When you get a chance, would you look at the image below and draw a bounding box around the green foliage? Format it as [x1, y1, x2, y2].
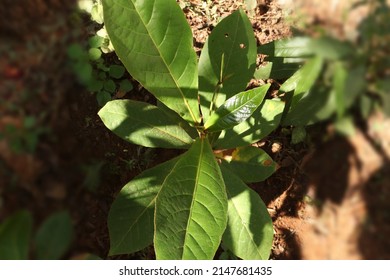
[0, 210, 32, 260]
[257, 0, 390, 136]
[100, 0, 282, 260]
[68, 38, 133, 107]
[34, 211, 74, 260]
[0, 210, 73, 260]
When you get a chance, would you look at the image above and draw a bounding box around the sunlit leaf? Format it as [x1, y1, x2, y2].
[198, 8, 257, 120]
[103, 0, 200, 124]
[221, 165, 273, 260]
[215, 99, 285, 149]
[224, 146, 277, 183]
[204, 85, 270, 132]
[154, 138, 228, 259]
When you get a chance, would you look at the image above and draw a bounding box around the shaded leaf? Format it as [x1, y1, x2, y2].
[35, 211, 73, 260]
[108, 157, 180, 255]
[103, 0, 200, 125]
[224, 146, 277, 183]
[0, 210, 33, 260]
[215, 99, 285, 149]
[221, 165, 273, 260]
[98, 100, 193, 149]
[198, 8, 257, 120]
[154, 138, 228, 259]
[109, 65, 126, 79]
[204, 85, 270, 132]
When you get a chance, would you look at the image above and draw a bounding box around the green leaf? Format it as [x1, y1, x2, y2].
[96, 91, 111, 107]
[204, 85, 270, 132]
[103, 79, 116, 93]
[280, 56, 323, 97]
[109, 65, 126, 79]
[198, 8, 257, 120]
[0, 210, 33, 260]
[34, 211, 73, 260]
[291, 126, 307, 144]
[88, 48, 102, 61]
[221, 165, 273, 260]
[215, 99, 285, 149]
[154, 138, 228, 259]
[108, 156, 180, 255]
[103, 0, 200, 125]
[254, 58, 300, 80]
[333, 62, 348, 118]
[258, 36, 353, 60]
[224, 146, 277, 183]
[156, 100, 199, 139]
[98, 100, 194, 149]
[282, 87, 335, 126]
[119, 79, 133, 92]
[89, 35, 104, 48]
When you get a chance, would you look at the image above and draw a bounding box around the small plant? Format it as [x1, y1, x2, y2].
[99, 0, 285, 260]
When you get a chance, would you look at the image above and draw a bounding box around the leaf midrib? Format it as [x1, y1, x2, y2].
[226, 186, 266, 259]
[118, 0, 198, 123]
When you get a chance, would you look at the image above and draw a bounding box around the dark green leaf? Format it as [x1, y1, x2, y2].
[109, 65, 126, 79]
[35, 211, 73, 260]
[204, 85, 270, 132]
[119, 80, 133, 92]
[221, 165, 273, 260]
[224, 146, 277, 183]
[108, 157, 180, 255]
[96, 91, 111, 107]
[0, 210, 33, 260]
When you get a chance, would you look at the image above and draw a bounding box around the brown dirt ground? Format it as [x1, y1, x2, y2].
[0, 0, 389, 260]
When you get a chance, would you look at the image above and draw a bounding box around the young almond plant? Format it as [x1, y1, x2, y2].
[98, 0, 284, 260]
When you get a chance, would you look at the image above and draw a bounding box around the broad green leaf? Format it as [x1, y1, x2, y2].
[215, 99, 285, 149]
[103, 0, 200, 125]
[258, 37, 312, 58]
[98, 100, 194, 149]
[154, 138, 228, 260]
[108, 156, 180, 255]
[198, 8, 257, 120]
[221, 165, 273, 260]
[35, 211, 73, 260]
[280, 56, 323, 99]
[0, 210, 32, 260]
[282, 86, 335, 126]
[258, 36, 353, 60]
[156, 100, 199, 139]
[224, 146, 277, 183]
[204, 84, 270, 132]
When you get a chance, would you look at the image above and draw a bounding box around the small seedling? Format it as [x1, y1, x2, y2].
[99, 0, 285, 260]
